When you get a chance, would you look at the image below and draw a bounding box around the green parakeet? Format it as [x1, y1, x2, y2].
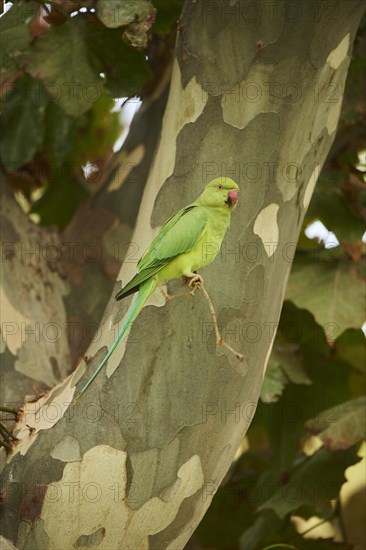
[78, 177, 239, 396]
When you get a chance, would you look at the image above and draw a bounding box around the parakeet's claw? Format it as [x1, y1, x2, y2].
[159, 284, 173, 302]
[185, 272, 204, 294]
[188, 275, 203, 287]
[159, 284, 190, 301]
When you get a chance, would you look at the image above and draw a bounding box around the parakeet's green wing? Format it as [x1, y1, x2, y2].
[116, 205, 208, 300]
[139, 206, 208, 267]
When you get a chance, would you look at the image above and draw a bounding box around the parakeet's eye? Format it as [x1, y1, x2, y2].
[218, 185, 223, 189]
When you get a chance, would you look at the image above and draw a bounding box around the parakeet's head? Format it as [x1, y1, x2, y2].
[198, 177, 240, 209]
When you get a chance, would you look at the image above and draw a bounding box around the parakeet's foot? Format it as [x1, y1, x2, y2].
[184, 272, 204, 295]
[159, 284, 190, 301]
[187, 273, 204, 287]
[159, 284, 173, 302]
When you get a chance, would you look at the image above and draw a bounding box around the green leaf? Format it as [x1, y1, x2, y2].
[0, 75, 48, 171]
[195, 451, 268, 549]
[261, 363, 288, 403]
[260, 446, 361, 519]
[279, 301, 329, 356]
[239, 510, 283, 550]
[286, 257, 365, 338]
[45, 102, 76, 166]
[262, 332, 311, 403]
[307, 183, 365, 244]
[253, 366, 351, 473]
[153, 0, 181, 34]
[238, 510, 351, 550]
[30, 168, 88, 228]
[340, 22, 366, 125]
[335, 328, 366, 373]
[73, 93, 121, 163]
[26, 18, 103, 116]
[97, 0, 153, 28]
[306, 397, 366, 450]
[86, 26, 152, 98]
[284, 539, 352, 550]
[0, 1, 36, 79]
[251, 303, 353, 471]
[198, 303, 358, 549]
[240, 511, 353, 550]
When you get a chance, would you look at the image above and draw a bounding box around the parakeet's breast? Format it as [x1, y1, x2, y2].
[156, 206, 231, 283]
[198, 209, 232, 267]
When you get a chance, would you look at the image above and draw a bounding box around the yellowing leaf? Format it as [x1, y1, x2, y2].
[286, 258, 365, 337]
[26, 19, 103, 116]
[306, 397, 366, 450]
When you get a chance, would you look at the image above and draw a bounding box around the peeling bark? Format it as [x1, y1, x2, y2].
[0, 66, 170, 408]
[58, 64, 172, 365]
[1, 179, 69, 402]
[1, 1, 365, 549]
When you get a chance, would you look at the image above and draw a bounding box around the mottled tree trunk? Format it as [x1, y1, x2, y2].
[0, 66, 170, 408]
[0, 1, 364, 549]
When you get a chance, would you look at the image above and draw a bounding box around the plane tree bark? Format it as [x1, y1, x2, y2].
[0, 1, 364, 549]
[0, 60, 170, 409]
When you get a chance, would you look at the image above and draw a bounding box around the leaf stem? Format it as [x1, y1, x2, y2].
[335, 498, 348, 543]
[261, 544, 297, 550]
[299, 517, 330, 536]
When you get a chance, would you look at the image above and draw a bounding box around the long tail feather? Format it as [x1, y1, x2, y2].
[78, 278, 157, 397]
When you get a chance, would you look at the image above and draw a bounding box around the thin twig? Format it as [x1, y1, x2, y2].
[299, 517, 330, 537]
[198, 283, 245, 362]
[335, 498, 348, 543]
[176, 276, 245, 361]
[299, 507, 336, 537]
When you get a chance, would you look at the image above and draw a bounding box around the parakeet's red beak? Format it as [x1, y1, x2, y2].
[226, 188, 239, 206]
